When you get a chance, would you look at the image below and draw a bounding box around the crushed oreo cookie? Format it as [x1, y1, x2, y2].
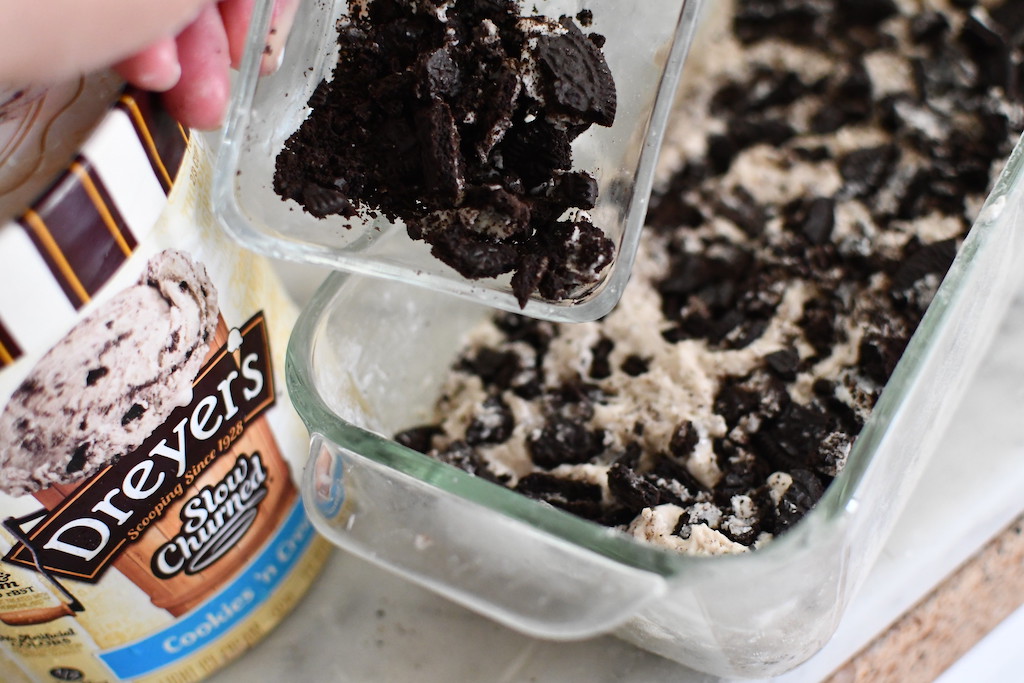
[393, 0, 1024, 555]
[274, 0, 618, 306]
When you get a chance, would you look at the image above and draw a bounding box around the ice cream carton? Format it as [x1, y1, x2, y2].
[0, 78, 330, 683]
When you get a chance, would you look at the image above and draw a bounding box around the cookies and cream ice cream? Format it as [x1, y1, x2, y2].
[397, 0, 1024, 555]
[0, 249, 218, 496]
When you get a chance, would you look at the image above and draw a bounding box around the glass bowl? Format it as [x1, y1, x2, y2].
[286, 126, 1024, 677]
[212, 0, 704, 323]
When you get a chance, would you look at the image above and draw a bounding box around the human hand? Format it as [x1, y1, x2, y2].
[115, 0, 300, 130]
[0, 0, 299, 131]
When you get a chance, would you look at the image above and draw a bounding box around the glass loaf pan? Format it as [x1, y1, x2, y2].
[287, 126, 1024, 677]
[212, 0, 703, 323]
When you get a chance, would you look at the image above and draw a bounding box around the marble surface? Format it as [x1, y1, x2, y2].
[208, 267, 1024, 683]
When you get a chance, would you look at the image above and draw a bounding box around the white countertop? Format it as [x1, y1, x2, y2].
[209, 263, 1024, 682]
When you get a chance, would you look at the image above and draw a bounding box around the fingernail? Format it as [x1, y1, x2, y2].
[260, 28, 286, 75]
[143, 59, 182, 92]
[259, 0, 300, 76]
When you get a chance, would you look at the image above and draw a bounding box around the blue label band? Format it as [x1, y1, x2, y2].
[99, 501, 316, 679]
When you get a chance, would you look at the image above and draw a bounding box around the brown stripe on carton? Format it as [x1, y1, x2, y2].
[17, 207, 92, 308]
[0, 317, 21, 367]
[69, 160, 138, 256]
[117, 90, 190, 193]
[16, 156, 136, 310]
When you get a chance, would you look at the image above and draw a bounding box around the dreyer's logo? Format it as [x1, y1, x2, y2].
[4, 313, 276, 583]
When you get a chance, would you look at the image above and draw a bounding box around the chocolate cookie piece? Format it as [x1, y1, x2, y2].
[650, 452, 710, 502]
[428, 227, 519, 279]
[734, 0, 823, 46]
[510, 253, 550, 309]
[465, 395, 515, 445]
[415, 46, 461, 101]
[527, 416, 605, 469]
[811, 60, 874, 134]
[588, 336, 615, 380]
[752, 402, 833, 473]
[498, 118, 574, 188]
[666, 421, 699, 459]
[711, 65, 813, 115]
[515, 471, 605, 520]
[533, 17, 617, 127]
[458, 346, 522, 390]
[785, 196, 835, 246]
[532, 219, 616, 302]
[910, 11, 950, 46]
[274, 1, 619, 306]
[621, 354, 650, 377]
[608, 459, 662, 512]
[835, 0, 898, 27]
[716, 186, 769, 238]
[470, 59, 521, 160]
[395, 425, 444, 454]
[415, 100, 466, 203]
[763, 469, 827, 534]
[859, 333, 907, 386]
[434, 440, 507, 485]
[713, 443, 772, 506]
[552, 171, 600, 211]
[838, 144, 900, 199]
[765, 348, 801, 381]
[960, 11, 1013, 92]
[891, 238, 959, 292]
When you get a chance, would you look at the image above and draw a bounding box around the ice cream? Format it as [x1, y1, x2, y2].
[273, 0, 618, 305]
[0, 249, 219, 496]
[396, 0, 1024, 555]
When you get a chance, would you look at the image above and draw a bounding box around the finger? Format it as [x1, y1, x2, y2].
[217, 0, 256, 69]
[262, 0, 302, 75]
[0, 0, 213, 84]
[162, 4, 232, 130]
[113, 37, 181, 93]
